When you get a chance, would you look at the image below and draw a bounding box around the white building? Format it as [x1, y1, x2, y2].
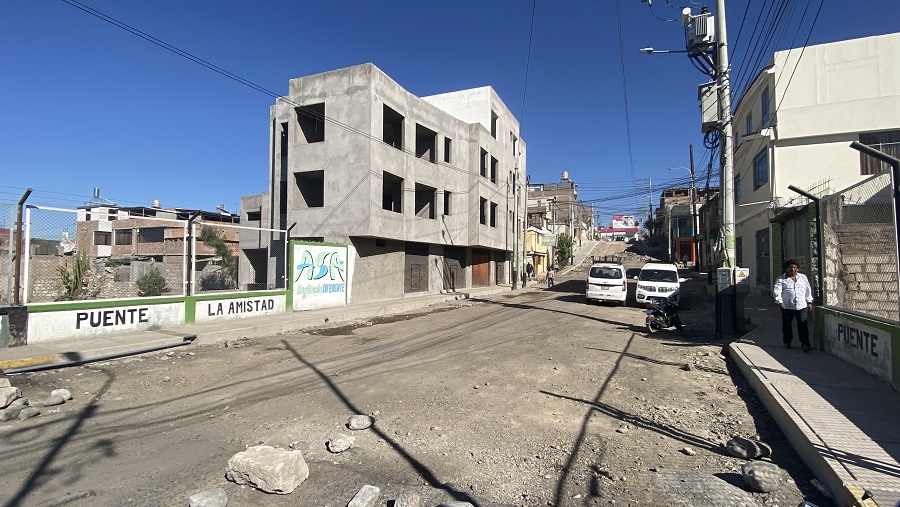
[732, 32, 900, 292]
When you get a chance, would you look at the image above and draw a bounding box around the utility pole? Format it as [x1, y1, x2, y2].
[648, 177, 653, 238]
[689, 144, 699, 271]
[716, 0, 735, 268]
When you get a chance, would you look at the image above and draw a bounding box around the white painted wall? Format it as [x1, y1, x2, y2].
[27, 302, 185, 343]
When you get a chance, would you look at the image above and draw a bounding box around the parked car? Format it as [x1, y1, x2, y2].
[634, 262, 686, 307]
[585, 262, 627, 306]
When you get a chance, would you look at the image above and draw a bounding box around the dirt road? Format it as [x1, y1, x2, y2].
[0, 243, 832, 507]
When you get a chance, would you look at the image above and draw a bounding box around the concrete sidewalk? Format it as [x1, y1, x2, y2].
[731, 292, 900, 507]
[0, 285, 519, 374]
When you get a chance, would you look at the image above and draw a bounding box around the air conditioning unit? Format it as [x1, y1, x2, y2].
[698, 82, 719, 133]
[685, 12, 715, 51]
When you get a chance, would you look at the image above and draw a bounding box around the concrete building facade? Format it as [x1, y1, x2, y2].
[241, 63, 526, 303]
[732, 32, 900, 293]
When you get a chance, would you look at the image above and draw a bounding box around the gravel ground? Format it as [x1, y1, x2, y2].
[0, 243, 835, 507]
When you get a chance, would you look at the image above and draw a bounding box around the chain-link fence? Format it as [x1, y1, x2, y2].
[18, 206, 288, 303]
[1, 203, 15, 305]
[192, 221, 287, 294]
[23, 206, 189, 303]
[821, 172, 899, 322]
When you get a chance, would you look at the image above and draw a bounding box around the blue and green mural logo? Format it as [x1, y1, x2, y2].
[294, 247, 346, 299]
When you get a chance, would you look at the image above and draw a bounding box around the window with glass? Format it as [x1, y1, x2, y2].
[859, 130, 900, 175]
[760, 88, 770, 126]
[115, 229, 133, 246]
[94, 231, 111, 246]
[754, 149, 769, 189]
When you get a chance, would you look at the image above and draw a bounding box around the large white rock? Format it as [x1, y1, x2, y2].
[224, 445, 309, 494]
[0, 386, 21, 409]
[188, 487, 227, 507]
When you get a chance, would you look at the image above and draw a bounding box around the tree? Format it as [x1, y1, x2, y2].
[556, 233, 573, 268]
[136, 267, 168, 297]
[198, 226, 238, 288]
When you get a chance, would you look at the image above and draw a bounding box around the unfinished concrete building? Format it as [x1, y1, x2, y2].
[241, 63, 526, 303]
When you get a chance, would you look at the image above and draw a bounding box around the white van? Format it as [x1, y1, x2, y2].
[585, 262, 627, 306]
[634, 262, 686, 306]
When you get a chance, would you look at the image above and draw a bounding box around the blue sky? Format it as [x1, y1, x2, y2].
[2, 0, 898, 226]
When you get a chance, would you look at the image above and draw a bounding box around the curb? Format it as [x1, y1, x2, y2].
[0, 354, 65, 371]
[730, 316, 881, 507]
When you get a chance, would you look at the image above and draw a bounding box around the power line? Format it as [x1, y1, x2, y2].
[520, 0, 536, 130]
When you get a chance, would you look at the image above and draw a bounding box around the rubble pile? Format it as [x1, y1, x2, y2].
[0, 377, 73, 422]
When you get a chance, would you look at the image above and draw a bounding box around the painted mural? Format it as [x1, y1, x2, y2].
[291, 242, 352, 310]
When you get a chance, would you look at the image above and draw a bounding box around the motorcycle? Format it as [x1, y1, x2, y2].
[645, 292, 683, 333]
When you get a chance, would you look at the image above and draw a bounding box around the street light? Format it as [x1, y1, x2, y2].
[639, 47, 690, 55]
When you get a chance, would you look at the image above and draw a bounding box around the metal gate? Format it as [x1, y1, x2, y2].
[443, 246, 466, 291]
[755, 228, 770, 287]
[404, 243, 429, 293]
[472, 251, 489, 287]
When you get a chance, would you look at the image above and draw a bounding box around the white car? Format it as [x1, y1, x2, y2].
[634, 262, 686, 307]
[585, 262, 627, 306]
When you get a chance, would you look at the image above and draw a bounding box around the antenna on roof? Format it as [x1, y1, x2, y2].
[85, 187, 117, 207]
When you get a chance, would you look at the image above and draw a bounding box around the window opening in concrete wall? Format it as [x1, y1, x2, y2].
[115, 229, 132, 246]
[280, 122, 289, 171]
[382, 171, 403, 213]
[480, 149, 488, 177]
[279, 121, 289, 224]
[480, 197, 487, 225]
[94, 231, 111, 246]
[246, 210, 261, 222]
[490, 156, 498, 183]
[444, 137, 452, 163]
[734, 173, 742, 204]
[415, 123, 437, 163]
[296, 103, 325, 144]
[859, 130, 900, 175]
[138, 227, 165, 243]
[491, 110, 498, 139]
[753, 149, 768, 189]
[443, 191, 451, 216]
[490, 202, 497, 227]
[511, 133, 518, 157]
[760, 88, 770, 126]
[745, 113, 752, 136]
[294, 170, 325, 208]
[383, 105, 404, 150]
[415, 183, 436, 219]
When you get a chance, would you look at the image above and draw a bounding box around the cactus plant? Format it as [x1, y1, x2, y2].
[58, 252, 90, 300]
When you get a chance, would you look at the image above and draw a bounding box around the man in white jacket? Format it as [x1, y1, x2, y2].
[773, 258, 814, 352]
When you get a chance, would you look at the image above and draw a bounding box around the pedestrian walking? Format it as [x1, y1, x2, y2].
[526, 262, 534, 281]
[682, 253, 690, 268]
[773, 258, 814, 352]
[547, 267, 555, 288]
